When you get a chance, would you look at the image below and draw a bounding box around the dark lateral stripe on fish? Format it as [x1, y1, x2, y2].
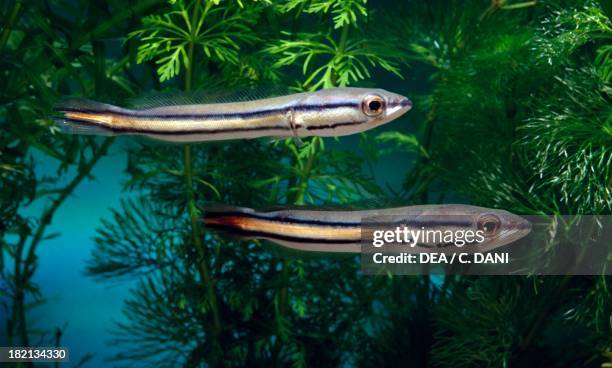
[382, 219, 474, 228]
[55, 102, 360, 121]
[204, 210, 474, 228]
[205, 224, 359, 244]
[61, 115, 368, 135]
[204, 210, 361, 227]
[61, 117, 293, 135]
[305, 120, 367, 130]
[204, 214, 361, 243]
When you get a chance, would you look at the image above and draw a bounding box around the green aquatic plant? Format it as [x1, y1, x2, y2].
[402, 0, 611, 215]
[372, 2, 612, 367]
[84, 0, 394, 366]
[0, 0, 153, 351]
[518, 67, 611, 214]
[130, 0, 262, 84]
[266, 0, 403, 89]
[280, 0, 367, 30]
[265, 30, 402, 89]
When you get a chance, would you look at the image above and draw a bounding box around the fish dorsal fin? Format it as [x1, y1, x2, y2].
[127, 85, 290, 109]
[53, 97, 119, 113]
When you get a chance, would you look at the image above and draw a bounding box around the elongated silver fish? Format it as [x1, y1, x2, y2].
[203, 204, 531, 253]
[53, 88, 412, 142]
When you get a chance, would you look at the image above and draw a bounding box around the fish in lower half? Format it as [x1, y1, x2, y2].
[53, 88, 412, 143]
[203, 204, 531, 253]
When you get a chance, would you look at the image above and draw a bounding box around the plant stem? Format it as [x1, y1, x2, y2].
[274, 22, 348, 359]
[331, 25, 350, 86]
[23, 138, 113, 279]
[11, 138, 112, 347]
[294, 139, 320, 205]
[182, 0, 222, 353]
[183, 145, 221, 335]
[185, 40, 195, 93]
[185, 0, 211, 92]
[339, 24, 350, 52]
[273, 139, 323, 365]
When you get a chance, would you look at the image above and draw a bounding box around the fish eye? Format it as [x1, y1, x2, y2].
[477, 214, 501, 236]
[362, 95, 385, 117]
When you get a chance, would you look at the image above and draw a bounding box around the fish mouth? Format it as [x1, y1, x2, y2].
[511, 215, 532, 235]
[517, 219, 532, 232]
[501, 217, 532, 245]
[400, 97, 412, 109]
[385, 96, 412, 120]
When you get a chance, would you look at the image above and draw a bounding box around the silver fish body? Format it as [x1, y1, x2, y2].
[54, 87, 412, 142]
[203, 204, 531, 253]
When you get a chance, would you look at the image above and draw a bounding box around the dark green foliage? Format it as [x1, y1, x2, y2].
[0, 0, 155, 348]
[406, 0, 611, 215]
[430, 276, 612, 367]
[519, 67, 611, 214]
[1, 0, 611, 367]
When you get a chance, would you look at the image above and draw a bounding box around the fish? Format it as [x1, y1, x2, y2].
[53, 87, 412, 143]
[203, 204, 532, 253]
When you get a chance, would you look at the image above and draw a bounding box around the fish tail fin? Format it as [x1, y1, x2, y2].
[203, 204, 257, 238]
[52, 98, 128, 136]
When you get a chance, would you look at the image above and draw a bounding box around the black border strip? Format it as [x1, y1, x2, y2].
[203, 211, 474, 228]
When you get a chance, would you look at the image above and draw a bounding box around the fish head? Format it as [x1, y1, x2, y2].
[415, 205, 531, 251]
[300, 87, 412, 136]
[461, 206, 532, 250]
[356, 88, 412, 125]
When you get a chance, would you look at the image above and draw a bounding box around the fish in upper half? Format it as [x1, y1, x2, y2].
[53, 87, 412, 143]
[203, 204, 532, 253]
